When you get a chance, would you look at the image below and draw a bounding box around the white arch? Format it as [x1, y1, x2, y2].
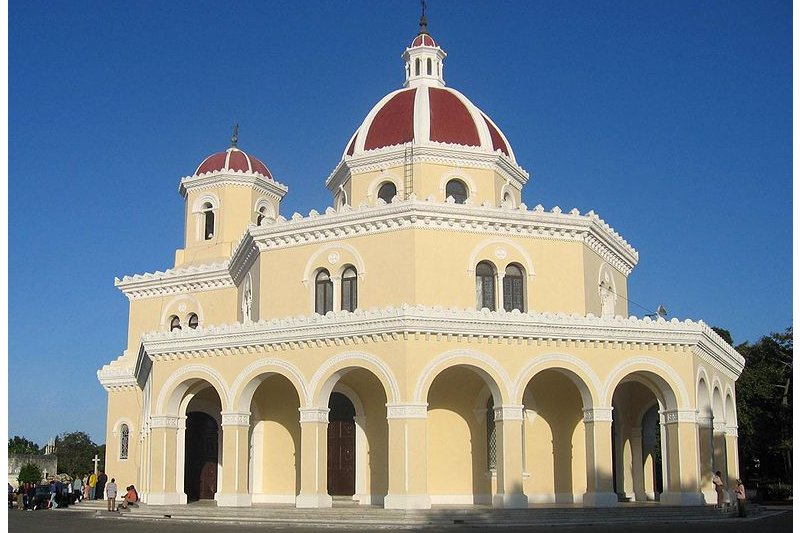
[156, 364, 231, 415]
[368, 173, 404, 204]
[466, 237, 536, 278]
[601, 356, 690, 409]
[696, 367, 713, 418]
[724, 387, 737, 427]
[192, 192, 221, 213]
[253, 197, 276, 224]
[308, 351, 401, 407]
[413, 349, 513, 404]
[499, 182, 518, 208]
[513, 353, 602, 407]
[301, 242, 367, 287]
[229, 357, 309, 409]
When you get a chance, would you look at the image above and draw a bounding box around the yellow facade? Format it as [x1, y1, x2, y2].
[99, 25, 744, 510]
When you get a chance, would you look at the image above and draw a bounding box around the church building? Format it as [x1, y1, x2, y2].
[98, 16, 744, 509]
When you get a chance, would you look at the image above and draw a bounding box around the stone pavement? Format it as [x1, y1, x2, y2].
[58, 497, 786, 529]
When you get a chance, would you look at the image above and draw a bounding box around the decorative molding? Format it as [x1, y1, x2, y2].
[661, 409, 698, 425]
[115, 262, 233, 300]
[149, 415, 180, 429]
[725, 426, 739, 437]
[696, 416, 713, 428]
[221, 411, 251, 427]
[386, 403, 428, 419]
[179, 171, 288, 201]
[583, 407, 613, 423]
[494, 405, 524, 421]
[713, 421, 727, 432]
[97, 353, 138, 391]
[298, 408, 329, 424]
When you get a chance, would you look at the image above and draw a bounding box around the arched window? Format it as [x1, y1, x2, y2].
[315, 269, 333, 315]
[377, 182, 397, 204]
[486, 397, 496, 470]
[503, 191, 513, 207]
[256, 206, 267, 225]
[119, 424, 129, 460]
[503, 264, 525, 312]
[202, 202, 215, 240]
[475, 261, 496, 310]
[415, 58, 420, 76]
[187, 313, 199, 329]
[341, 266, 358, 312]
[427, 58, 432, 75]
[169, 316, 181, 331]
[446, 179, 468, 204]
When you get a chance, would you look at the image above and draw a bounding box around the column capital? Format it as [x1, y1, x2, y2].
[493, 405, 525, 421]
[661, 409, 697, 425]
[386, 403, 428, 419]
[725, 425, 739, 437]
[150, 415, 180, 429]
[583, 407, 613, 423]
[713, 420, 727, 432]
[221, 411, 251, 427]
[299, 407, 330, 424]
[696, 415, 713, 428]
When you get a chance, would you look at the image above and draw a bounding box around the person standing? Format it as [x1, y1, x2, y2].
[106, 478, 118, 512]
[95, 471, 107, 500]
[735, 479, 747, 517]
[88, 472, 97, 500]
[712, 471, 724, 508]
[72, 476, 82, 503]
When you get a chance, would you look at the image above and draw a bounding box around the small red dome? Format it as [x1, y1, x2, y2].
[410, 33, 438, 48]
[194, 147, 273, 179]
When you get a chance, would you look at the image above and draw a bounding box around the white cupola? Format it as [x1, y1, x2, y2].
[402, 15, 446, 88]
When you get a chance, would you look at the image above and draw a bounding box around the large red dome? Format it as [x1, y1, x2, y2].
[343, 85, 514, 162]
[194, 147, 273, 179]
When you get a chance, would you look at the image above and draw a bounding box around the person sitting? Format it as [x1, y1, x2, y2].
[118, 485, 139, 510]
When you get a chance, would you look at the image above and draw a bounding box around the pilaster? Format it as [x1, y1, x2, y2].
[660, 410, 704, 506]
[217, 411, 252, 507]
[296, 408, 333, 508]
[582, 407, 617, 506]
[147, 415, 183, 505]
[492, 405, 528, 508]
[384, 403, 431, 509]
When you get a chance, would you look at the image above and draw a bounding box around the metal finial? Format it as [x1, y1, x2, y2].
[231, 123, 239, 147]
[419, 0, 428, 34]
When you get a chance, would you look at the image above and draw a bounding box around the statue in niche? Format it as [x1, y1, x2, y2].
[599, 271, 616, 318]
[241, 275, 253, 323]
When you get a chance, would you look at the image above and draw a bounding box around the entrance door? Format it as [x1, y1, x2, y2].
[185, 412, 218, 501]
[327, 392, 356, 496]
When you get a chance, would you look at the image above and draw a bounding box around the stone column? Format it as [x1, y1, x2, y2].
[724, 425, 740, 483]
[147, 415, 183, 505]
[384, 403, 431, 509]
[660, 410, 704, 506]
[582, 407, 617, 506]
[630, 426, 646, 501]
[493, 405, 528, 508]
[497, 273, 506, 311]
[296, 408, 332, 508]
[217, 411, 252, 507]
[697, 416, 715, 504]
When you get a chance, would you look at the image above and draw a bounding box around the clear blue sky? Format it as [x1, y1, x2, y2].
[8, 1, 791, 447]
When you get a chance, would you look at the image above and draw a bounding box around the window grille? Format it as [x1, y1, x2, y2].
[315, 270, 333, 314]
[341, 267, 358, 312]
[503, 264, 524, 312]
[476, 261, 496, 310]
[120, 424, 129, 460]
[486, 398, 497, 470]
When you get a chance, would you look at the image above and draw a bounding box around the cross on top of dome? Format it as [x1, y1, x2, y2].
[403, 3, 446, 88]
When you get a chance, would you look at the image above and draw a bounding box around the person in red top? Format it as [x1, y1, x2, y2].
[118, 485, 139, 510]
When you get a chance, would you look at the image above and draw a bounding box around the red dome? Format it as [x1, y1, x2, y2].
[344, 86, 513, 161]
[194, 147, 273, 179]
[410, 33, 438, 48]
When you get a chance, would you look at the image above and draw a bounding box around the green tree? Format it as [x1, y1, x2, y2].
[8, 436, 40, 455]
[54, 431, 99, 477]
[17, 463, 43, 484]
[736, 327, 792, 485]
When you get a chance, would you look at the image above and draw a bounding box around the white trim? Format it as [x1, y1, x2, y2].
[308, 351, 401, 406]
[601, 356, 690, 409]
[413, 349, 513, 404]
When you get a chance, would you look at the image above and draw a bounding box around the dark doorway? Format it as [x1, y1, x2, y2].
[184, 411, 218, 501]
[327, 392, 356, 496]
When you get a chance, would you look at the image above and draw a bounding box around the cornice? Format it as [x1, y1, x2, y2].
[179, 171, 288, 200]
[115, 262, 234, 300]
[243, 197, 638, 275]
[326, 144, 529, 193]
[137, 304, 743, 377]
[97, 352, 137, 391]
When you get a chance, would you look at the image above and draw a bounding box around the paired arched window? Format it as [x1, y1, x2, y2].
[475, 261, 496, 310]
[169, 315, 182, 331]
[187, 313, 199, 329]
[377, 182, 397, 204]
[315, 269, 334, 315]
[341, 267, 358, 312]
[446, 179, 468, 204]
[119, 424, 129, 460]
[503, 264, 525, 312]
[201, 202, 215, 240]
